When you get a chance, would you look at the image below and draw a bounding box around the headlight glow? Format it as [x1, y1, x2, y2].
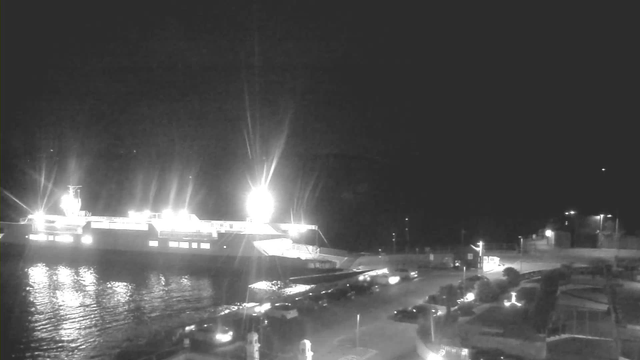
[388, 276, 401, 285]
[81, 235, 93, 244]
[464, 292, 475, 302]
[215, 331, 233, 343]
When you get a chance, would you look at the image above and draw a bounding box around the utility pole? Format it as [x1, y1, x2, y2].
[614, 211, 619, 270]
[392, 232, 397, 255]
[519, 236, 524, 272]
[405, 217, 410, 253]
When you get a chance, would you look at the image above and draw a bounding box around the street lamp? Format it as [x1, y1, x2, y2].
[404, 217, 410, 252]
[518, 236, 524, 272]
[392, 232, 397, 254]
[471, 241, 483, 273]
[565, 211, 577, 248]
[597, 214, 612, 233]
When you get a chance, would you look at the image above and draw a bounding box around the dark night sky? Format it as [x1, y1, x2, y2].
[2, 2, 638, 249]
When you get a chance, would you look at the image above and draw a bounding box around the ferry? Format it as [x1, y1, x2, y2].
[0, 186, 346, 271]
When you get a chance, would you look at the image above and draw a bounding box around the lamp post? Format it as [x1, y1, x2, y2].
[519, 236, 524, 272]
[565, 210, 577, 248]
[392, 232, 397, 254]
[405, 217, 410, 252]
[471, 241, 483, 273]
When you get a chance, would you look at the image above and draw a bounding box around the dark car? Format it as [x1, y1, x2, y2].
[292, 293, 329, 313]
[392, 304, 435, 323]
[223, 313, 269, 340]
[347, 282, 380, 295]
[457, 275, 489, 293]
[322, 287, 356, 301]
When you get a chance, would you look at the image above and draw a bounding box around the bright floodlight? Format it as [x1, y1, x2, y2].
[33, 211, 45, 223]
[545, 229, 553, 237]
[246, 186, 274, 223]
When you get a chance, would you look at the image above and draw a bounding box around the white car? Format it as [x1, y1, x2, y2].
[392, 268, 418, 280]
[264, 303, 299, 320]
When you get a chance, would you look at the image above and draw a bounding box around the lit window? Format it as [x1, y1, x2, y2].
[149, 241, 159, 247]
[180, 242, 189, 248]
[169, 241, 179, 248]
[201, 243, 210, 249]
[29, 233, 47, 241]
[191, 242, 198, 248]
[55, 235, 74, 243]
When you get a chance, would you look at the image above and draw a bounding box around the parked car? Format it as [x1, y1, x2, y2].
[347, 282, 380, 295]
[265, 303, 299, 320]
[322, 287, 356, 301]
[458, 275, 489, 293]
[392, 304, 435, 323]
[223, 312, 269, 340]
[292, 293, 328, 312]
[392, 268, 418, 280]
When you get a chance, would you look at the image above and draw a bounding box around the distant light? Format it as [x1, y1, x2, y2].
[602, 168, 606, 172]
[405, 217, 409, 221]
[504, 292, 521, 307]
[607, 214, 613, 218]
[388, 276, 401, 285]
[246, 186, 274, 223]
[545, 230, 553, 237]
[81, 235, 93, 244]
[464, 292, 475, 302]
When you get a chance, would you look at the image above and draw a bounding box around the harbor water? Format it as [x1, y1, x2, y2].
[0, 244, 306, 359]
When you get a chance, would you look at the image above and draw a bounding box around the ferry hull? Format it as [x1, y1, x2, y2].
[0, 222, 338, 274]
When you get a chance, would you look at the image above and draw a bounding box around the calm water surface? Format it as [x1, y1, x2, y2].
[0, 248, 288, 359]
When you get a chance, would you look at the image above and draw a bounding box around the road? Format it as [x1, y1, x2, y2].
[291, 269, 469, 360]
[279, 261, 559, 360]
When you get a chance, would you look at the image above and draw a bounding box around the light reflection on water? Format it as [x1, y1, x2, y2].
[9, 260, 244, 359]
